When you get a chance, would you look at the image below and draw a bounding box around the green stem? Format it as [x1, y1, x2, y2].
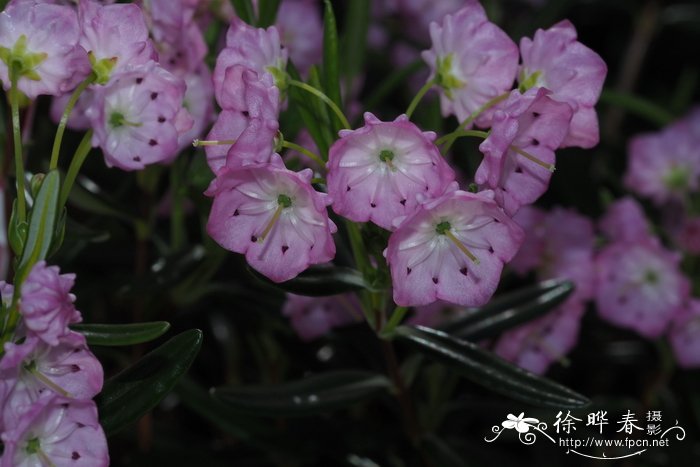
[599, 89, 674, 127]
[345, 220, 371, 277]
[9, 69, 26, 223]
[49, 74, 95, 170]
[363, 60, 424, 115]
[281, 140, 326, 168]
[381, 306, 408, 338]
[406, 79, 435, 119]
[58, 130, 93, 209]
[288, 79, 351, 130]
[438, 92, 509, 154]
[436, 129, 489, 148]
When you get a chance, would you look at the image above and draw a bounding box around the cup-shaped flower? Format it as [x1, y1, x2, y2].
[78, 0, 156, 84]
[327, 113, 455, 231]
[599, 197, 651, 244]
[0, 395, 108, 467]
[518, 20, 607, 149]
[385, 188, 524, 307]
[624, 120, 700, 205]
[88, 61, 193, 171]
[476, 88, 572, 215]
[177, 65, 214, 150]
[206, 155, 337, 283]
[213, 18, 288, 107]
[595, 239, 690, 338]
[282, 292, 362, 341]
[669, 300, 700, 369]
[0, 0, 89, 98]
[495, 300, 585, 374]
[20, 262, 80, 347]
[1, 332, 103, 402]
[421, 2, 518, 126]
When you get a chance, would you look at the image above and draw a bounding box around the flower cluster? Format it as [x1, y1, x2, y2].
[0, 262, 108, 466]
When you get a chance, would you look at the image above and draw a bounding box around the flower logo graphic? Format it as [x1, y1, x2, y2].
[502, 413, 540, 433]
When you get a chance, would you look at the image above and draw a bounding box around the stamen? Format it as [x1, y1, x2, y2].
[257, 195, 292, 243]
[510, 146, 555, 172]
[444, 230, 480, 265]
[192, 138, 236, 147]
[25, 364, 72, 398]
[379, 149, 396, 170]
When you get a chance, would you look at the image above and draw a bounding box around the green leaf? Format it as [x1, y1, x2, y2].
[395, 325, 590, 408]
[322, 0, 343, 132]
[287, 62, 330, 158]
[341, 0, 370, 93]
[71, 322, 171, 346]
[67, 175, 134, 222]
[248, 264, 371, 296]
[98, 329, 203, 435]
[257, 0, 281, 27]
[213, 370, 392, 417]
[8, 199, 27, 257]
[15, 170, 60, 283]
[230, 0, 256, 25]
[443, 279, 574, 340]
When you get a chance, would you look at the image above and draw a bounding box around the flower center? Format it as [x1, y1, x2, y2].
[436, 54, 464, 98]
[643, 269, 659, 285]
[435, 220, 480, 264]
[258, 194, 293, 242]
[435, 221, 451, 235]
[663, 166, 690, 192]
[26, 438, 41, 455]
[109, 112, 141, 129]
[379, 149, 397, 170]
[518, 70, 543, 93]
[277, 194, 293, 208]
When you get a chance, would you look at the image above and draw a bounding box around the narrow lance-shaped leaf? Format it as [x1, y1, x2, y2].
[287, 62, 330, 159]
[71, 321, 171, 346]
[322, 0, 343, 132]
[230, 0, 256, 25]
[395, 325, 590, 408]
[213, 370, 393, 417]
[257, 0, 281, 27]
[444, 280, 574, 340]
[98, 329, 203, 435]
[248, 264, 372, 296]
[341, 0, 370, 94]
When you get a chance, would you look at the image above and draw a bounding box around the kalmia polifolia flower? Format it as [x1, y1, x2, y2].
[475, 88, 573, 215]
[177, 65, 214, 149]
[421, 2, 518, 125]
[206, 155, 337, 282]
[327, 113, 455, 231]
[0, 332, 103, 401]
[213, 18, 288, 106]
[624, 119, 700, 205]
[19, 261, 80, 347]
[518, 20, 607, 148]
[88, 61, 193, 170]
[275, 0, 322, 74]
[0, 0, 89, 98]
[396, 0, 465, 43]
[595, 239, 690, 338]
[385, 187, 524, 307]
[282, 293, 361, 341]
[599, 196, 651, 243]
[78, 0, 156, 84]
[495, 301, 585, 374]
[669, 300, 700, 368]
[205, 66, 280, 172]
[0, 395, 108, 467]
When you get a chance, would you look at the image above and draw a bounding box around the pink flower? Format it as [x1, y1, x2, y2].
[595, 239, 690, 338]
[1, 332, 103, 402]
[88, 61, 193, 171]
[213, 18, 288, 107]
[282, 293, 361, 341]
[275, 0, 322, 74]
[0, 0, 90, 98]
[494, 300, 585, 374]
[78, 0, 156, 84]
[50, 88, 95, 131]
[396, 0, 465, 44]
[177, 65, 214, 150]
[139, 0, 199, 45]
[206, 155, 337, 282]
[421, 2, 518, 125]
[20, 262, 80, 346]
[518, 20, 607, 149]
[206, 66, 280, 173]
[327, 113, 455, 231]
[475, 88, 572, 215]
[624, 119, 700, 205]
[599, 197, 651, 243]
[0, 395, 108, 467]
[669, 300, 700, 369]
[385, 188, 524, 307]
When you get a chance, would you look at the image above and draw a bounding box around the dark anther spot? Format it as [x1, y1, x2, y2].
[76, 422, 85, 428]
[242, 110, 250, 117]
[432, 277, 439, 284]
[425, 185, 429, 191]
[70, 364, 80, 373]
[133, 156, 141, 162]
[251, 235, 257, 242]
[400, 199, 406, 206]
[158, 116, 166, 123]
[135, 77, 143, 84]
[460, 267, 468, 276]
[149, 139, 157, 146]
[406, 267, 412, 275]
[61, 403, 70, 409]
[531, 138, 540, 146]
[515, 166, 523, 174]
[370, 203, 376, 208]
[150, 92, 158, 100]
[532, 112, 541, 118]
[493, 218, 500, 223]
[310, 244, 314, 250]
[346, 186, 351, 192]
[488, 246, 494, 253]
[233, 209, 239, 216]
[72, 452, 81, 460]
[169, 58, 176, 65]
[281, 245, 289, 254]
[176, 51, 183, 58]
